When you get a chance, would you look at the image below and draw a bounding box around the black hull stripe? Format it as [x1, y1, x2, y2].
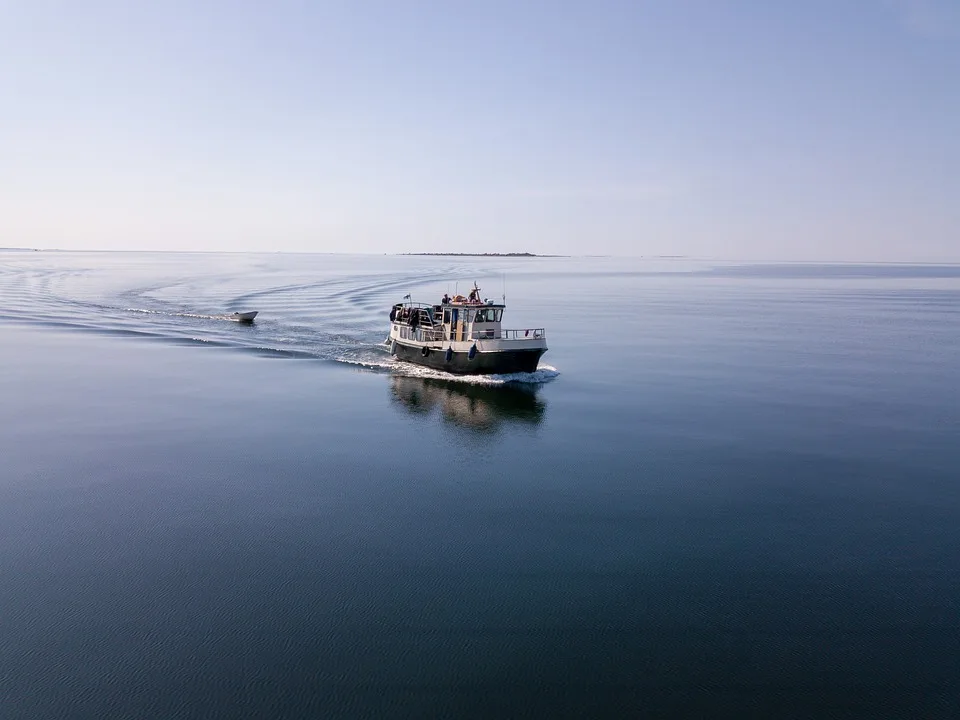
[393, 341, 545, 375]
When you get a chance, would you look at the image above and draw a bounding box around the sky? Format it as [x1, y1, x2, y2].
[1, 0, 958, 259]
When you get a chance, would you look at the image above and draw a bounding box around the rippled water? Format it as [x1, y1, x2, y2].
[0, 250, 563, 380]
[2, 251, 960, 718]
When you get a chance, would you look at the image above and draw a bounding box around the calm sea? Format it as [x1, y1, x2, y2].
[1, 251, 959, 718]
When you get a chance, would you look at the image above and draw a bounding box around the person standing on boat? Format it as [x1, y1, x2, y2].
[442, 293, 450, 304]
[468, 287, 480, 303]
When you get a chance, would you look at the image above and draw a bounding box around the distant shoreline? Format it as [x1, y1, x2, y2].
[399, 252, 567, 258]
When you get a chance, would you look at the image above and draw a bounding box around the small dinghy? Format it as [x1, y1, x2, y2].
[230, 311, 258, 323]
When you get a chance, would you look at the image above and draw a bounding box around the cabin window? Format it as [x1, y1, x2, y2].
[474, 308, 501, 323]
[443, 310, 451, 324]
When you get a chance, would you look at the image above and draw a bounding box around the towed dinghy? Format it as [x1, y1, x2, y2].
[230, 311, 258, 323]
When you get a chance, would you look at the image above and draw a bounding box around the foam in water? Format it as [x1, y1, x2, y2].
[126, 307, 251, 322]
[393, 361, 560, 386]
[340, 354, 560, 386]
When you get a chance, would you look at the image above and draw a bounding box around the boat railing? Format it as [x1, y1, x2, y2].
[399, 326, 445, 342]
[470, 328, 545, 340]
[395, 301, 435, 310]
[397, 326, 545, 342]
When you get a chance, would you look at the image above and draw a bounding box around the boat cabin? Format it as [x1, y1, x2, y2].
[389, 283, 545, 347]
[390, 299, 508, 343]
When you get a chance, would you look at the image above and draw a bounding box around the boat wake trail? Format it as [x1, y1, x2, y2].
[125, 308, 255, 322]
[0, 252, 560, 381]
[341, 355, 560, 386]
[393, 362, 560, 385]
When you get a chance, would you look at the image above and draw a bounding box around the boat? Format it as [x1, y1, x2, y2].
[230, 311, 258, 322]
[387, 283, 547, 375]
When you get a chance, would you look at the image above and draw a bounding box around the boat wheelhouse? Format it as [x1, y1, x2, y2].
[387, 285, 547, 375]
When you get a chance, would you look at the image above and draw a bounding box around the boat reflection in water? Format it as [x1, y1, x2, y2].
[389, 375, 546, 434]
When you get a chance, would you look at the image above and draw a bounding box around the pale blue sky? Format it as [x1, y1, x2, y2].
[1, 0, 957, 259]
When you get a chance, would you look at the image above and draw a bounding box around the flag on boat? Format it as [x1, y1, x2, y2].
[403, 294, 411, 299]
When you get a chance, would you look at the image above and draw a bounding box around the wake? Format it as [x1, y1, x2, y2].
[339, 353, 560, 386]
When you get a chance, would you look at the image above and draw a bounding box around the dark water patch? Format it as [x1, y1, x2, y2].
[244, 345, 327, 361]
[0, 317, 171, 340]
[224, 277, 353, 304]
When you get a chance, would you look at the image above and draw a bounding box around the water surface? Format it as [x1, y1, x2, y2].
[1, 252, 959, 717]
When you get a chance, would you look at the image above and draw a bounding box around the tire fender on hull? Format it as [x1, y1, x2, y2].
[392, 340, 545, 375]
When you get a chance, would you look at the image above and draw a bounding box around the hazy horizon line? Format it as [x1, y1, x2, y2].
[2, 247, 959, 265]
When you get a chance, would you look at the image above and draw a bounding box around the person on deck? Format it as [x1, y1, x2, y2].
[442, 293, 450, 304]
